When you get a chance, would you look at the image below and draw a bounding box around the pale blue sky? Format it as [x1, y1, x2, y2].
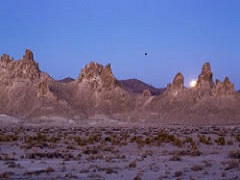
[0, 0, 239, 89]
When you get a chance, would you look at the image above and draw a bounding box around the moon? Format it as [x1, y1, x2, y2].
[190, 80, 197, 88]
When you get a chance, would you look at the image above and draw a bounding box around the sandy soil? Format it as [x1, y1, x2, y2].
[0, 118, 240, 180]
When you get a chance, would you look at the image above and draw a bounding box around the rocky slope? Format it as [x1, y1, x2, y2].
[57, 77, 75, 83]
[0, 50, 239, 125]
[119, 79, 165, 95]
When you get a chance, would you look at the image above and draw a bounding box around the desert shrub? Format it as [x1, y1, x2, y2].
[135, 136, 145, 147]
[66, 145, 75, 149]
[202, 160, 212, 167]
[0, 135, 18, 142]
[224, 160, 239, 170]
[130, 136, 136, 143]
[64, 173, 78, 178]
[145, 137, 152, 145]
[173, 138, 183, 147]
[105, 167, 117, 174]
[46, 166, 55, 174]
[169, 154, 181, 161]
[0, 172, 12, 178]
[227, 140, 233, 145]
[74, 136, 87, 146]
[175, 171, 183, 177]
[134, 175, 142, 180]
[156, 132, 168, 142]
[221, 172, 226, 177]
[183, 136, 193, 144]
[104, 136, 112, 143]
[228, 150, 240, 159]
[49, 137, 60, 143]
[167, 134, 175, 142]
[191, 142, 198, 151]
[215, 136, 225, 145]
[128, 161, 137, 168]
[191, 165, 203, 171]
[198, 135, 211, 145]
[235, 135, 240, 142]
[36, 132, 47, 142]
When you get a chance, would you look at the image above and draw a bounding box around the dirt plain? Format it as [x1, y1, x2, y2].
[0, 118, 239, 180]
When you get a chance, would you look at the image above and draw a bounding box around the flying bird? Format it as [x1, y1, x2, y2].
[145, 53, 147, 55]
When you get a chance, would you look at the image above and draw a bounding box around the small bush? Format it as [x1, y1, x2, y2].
[175, 171, 183, 177]
[215, 136, 225, 145]
[228, 150, 240, 159]
[128, 161, 137, 168]
[169, 154, 181, 161]
[227, 140, 233, 145]
[198, 135, 211, 145]
[173, 138, 183, 147]
[134, 175, 142, 180]
[224, 160, 239, 170]
[191, 165, 203, 171]
[46, 167, 55, 174]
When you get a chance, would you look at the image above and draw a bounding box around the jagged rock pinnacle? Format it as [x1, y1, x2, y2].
[196, 62, 215, 89]
[166, 72, 184, 96]
[0, 49, 40, 81]
[78, 62, 117, 90]
[23, 49, 34, 61]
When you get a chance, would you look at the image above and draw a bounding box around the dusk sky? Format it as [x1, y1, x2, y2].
[0, 0, 239, 89]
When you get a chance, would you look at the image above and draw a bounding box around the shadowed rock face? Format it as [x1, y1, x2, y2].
[0, 50, 240, 124]
[196, 62, 215, 90]
[57, 77, 75, 83]
[119, 79, 165, 96]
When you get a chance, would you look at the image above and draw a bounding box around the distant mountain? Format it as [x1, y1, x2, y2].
[119, 79, 165, 95]
[57, 77, 75, 83]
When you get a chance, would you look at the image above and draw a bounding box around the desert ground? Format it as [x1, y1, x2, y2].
[0, 117, 239, 180]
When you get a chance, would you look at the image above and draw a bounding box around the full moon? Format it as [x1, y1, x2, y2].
[190, 80, 197, 87]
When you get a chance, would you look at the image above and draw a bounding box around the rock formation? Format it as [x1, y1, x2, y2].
[37, 74, 57, 100]
[223, 77, 235, 95]
[0, 50, 240, 124]
[78, 62, 118, 90]
[196, 62, 215, 90]
[215, 77, 235, 96]
[0, 49, 40, 82]
[166, 72, 184, 96]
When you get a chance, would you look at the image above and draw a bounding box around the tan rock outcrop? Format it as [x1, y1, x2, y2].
[143, 89, 151, 97]
[0, 49, 40, 81]
[215, 77, 235, 96]
[38, 75, 57, 100]
[166, 72, 184, 96]
[78, 62, 118, 90]
[196, 62, 215, 89]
